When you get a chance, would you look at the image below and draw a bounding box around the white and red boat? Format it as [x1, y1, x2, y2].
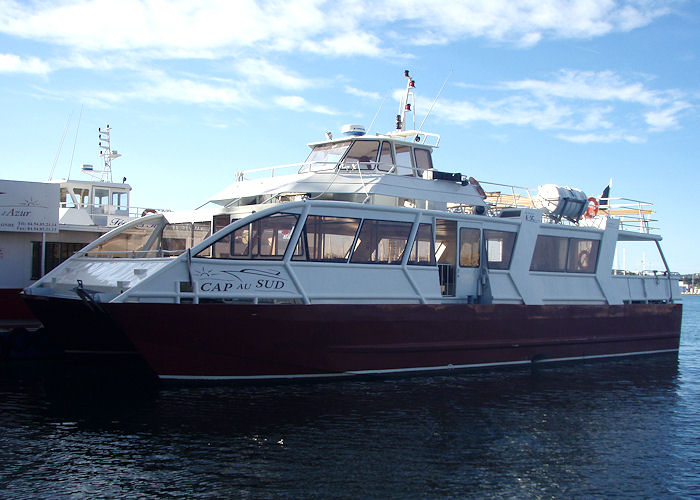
[22, 73, 682, 379]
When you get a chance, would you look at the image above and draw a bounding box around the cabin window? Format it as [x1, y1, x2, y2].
[459, 228, 480, 267]
[377, 142, 395, 172]
[202, 213, 298, 260]
[59, 188, 75, 208]
[31, 241, 86, 279]
[530, 236, 568, 272]
[530, 235, 599, 273]
[86, 219, 167, 258]
[209, 214, 233, 258]
[414, 148, 433, 177]
[162, 223, 191, 254]
[342, 140, 379, 169]
[293, 215, 361, 262]
[94, 188, 109, 207]
[305, 141, 351, 167]
[395, 144, 414, 176]
[73, 188, 89, 207]
[567, 238, 600, 273]
[484, 230, 516, 270]
[408, 223, 436, 266]
[193, 222, 212, 251]
[350, 219, 412, 264]
[111, 191, 128, 211]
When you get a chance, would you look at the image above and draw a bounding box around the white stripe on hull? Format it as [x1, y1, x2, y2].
[158, 348, 679, 381]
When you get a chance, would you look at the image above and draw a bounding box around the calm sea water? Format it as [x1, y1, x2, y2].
[1, 298, 699, 499]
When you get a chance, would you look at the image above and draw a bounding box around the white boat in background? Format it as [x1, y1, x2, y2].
[0, 126, 161, 328]
[23, 72, 682, 378]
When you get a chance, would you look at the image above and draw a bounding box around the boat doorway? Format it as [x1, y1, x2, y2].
[435, 219, 456, 296]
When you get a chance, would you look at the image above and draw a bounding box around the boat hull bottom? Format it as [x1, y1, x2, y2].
[22, 295, 137, 354]
[104, 302, 682, 381]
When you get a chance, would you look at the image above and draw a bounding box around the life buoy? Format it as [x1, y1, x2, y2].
[584, 197, 599, 219]
[469, 177, 487, 198]
[141, 209, 157, 217]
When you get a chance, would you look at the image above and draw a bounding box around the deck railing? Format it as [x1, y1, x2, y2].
[477, 181, 657, 234]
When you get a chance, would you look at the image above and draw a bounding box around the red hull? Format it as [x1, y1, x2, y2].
[22, 295, 136, 353]
[104, 302, 682, 380]
[0, 289, 41, 327]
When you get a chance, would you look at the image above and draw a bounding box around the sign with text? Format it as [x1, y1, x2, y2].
[0, 180, 59, 233]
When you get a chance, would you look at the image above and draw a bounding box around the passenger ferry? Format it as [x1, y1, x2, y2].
[23, 73, 682, 379]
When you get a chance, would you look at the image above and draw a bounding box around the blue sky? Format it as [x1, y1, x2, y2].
[0, 0, 698, 273]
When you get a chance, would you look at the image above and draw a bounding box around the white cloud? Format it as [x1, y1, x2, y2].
[344, 85, 381, 100]
[557, 132, 644, 144]
[0, 0, 672, 62]
[376, 0, 670, 47]
[273, 95, 337, 115]
[432, 69, 689, 143]
[0, 53, 50, 74]
[645, 102, 691, 131]
[235, 58, 320, 91]
[503, 70, 666, 106]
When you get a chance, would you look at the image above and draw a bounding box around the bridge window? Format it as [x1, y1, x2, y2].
[414, 148, 433, 177]
[73, 188, 89, 207]
[94, 188, 109, 207]
[342, 140, 379, 169]
[395, 144, 414, 176]
[293, 215, 361, 262]
[111, 191, 128, 211]
[459, 228, 480, 267]
[485, 230, 516, 270]
[408, 223, 436, 265]
[350, 219, 412, 264]
[377, 142, 395, 171]
[305, 141, 351, 165]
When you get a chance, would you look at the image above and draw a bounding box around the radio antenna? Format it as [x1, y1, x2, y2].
[366, 90, 389, 135]
[418, 69, 452, 132]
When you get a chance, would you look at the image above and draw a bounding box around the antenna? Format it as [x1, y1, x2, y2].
[49, 110, 74, 181]
[417, 69, 452, 133]
[397, 69, 416, 131]
[366, 90, 389, 135]
[82, 124, 122, 182]
[67, 105, 83, 180]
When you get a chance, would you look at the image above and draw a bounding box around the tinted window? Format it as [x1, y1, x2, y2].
[408, 223, 436, 266]
[350, 219, 412, 264]
[198, 213, 298, 260]
[293, 215, 361, 262]
[567, 238, 600, 273]
[529, 236, 600, 273]
[459, 227, 480, 267]
[485, 230, 516, 270]
[530, 235, 568, 272]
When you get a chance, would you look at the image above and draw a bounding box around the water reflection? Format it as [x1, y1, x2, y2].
[1, 353, 692, 498]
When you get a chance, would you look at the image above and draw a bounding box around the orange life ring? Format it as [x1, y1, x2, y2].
[469, 177, 486, 198]
[141, 208, 157, 217]
[584, 197, 599, 219]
